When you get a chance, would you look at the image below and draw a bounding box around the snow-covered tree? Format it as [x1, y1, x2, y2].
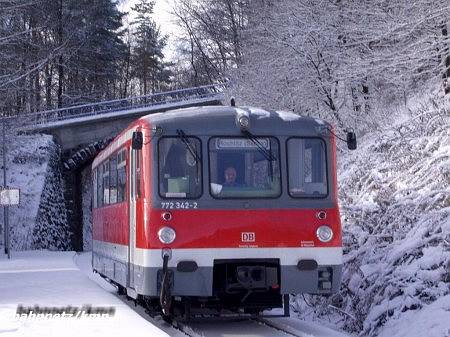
[232, 0, 449, 130]
[172, 0, 249, 86]
[0, 0, 132, 115]
[130, 0, 169, 94]
[61, 0, 127, 104]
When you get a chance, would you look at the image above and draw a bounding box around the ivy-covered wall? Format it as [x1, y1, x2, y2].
[33, 140, 71, 250]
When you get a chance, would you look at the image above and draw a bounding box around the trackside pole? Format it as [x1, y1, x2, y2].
[283, 294, 290, 317]
[2, 118, 10, 259]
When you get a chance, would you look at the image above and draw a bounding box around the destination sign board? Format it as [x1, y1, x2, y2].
[216, 138, 270, 149]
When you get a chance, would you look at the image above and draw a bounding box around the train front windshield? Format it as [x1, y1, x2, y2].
[209, 137, 281, 198]
[287, 138, 328, 197]
[157, 136, 328, 200]
[158, 137, 202, 198]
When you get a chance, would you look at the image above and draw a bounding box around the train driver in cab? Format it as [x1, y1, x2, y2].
[223, 166, 238, 187]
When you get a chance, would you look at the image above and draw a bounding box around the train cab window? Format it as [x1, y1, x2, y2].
[158, 137, 202, 198]
[209, 137, 281, 198]
[287, 138, 328, 198]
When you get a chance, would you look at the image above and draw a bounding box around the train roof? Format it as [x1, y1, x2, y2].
[93, 106, 331, 168]
[139, 105, 331, 136]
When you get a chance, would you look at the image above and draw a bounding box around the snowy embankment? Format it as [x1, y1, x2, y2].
[0, 135, 50, 249]
[294, 94, 450, 336]
[0, 134, 70, 250]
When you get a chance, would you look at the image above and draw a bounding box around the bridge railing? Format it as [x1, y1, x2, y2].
[19, 83, 225, 127]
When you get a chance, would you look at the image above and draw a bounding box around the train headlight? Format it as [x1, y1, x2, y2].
[158, 227, 176, 244]
[238, 115, 250, 129]
[316, 225, 333, 243]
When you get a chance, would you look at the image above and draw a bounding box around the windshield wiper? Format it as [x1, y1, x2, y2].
[176, 129, 201, 163]
[242, 130, 276, 162]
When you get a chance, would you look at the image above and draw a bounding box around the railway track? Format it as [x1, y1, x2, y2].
[174, 317, 309, 337]
[76, 251, 349, 337]
[114, 291, 346, 337]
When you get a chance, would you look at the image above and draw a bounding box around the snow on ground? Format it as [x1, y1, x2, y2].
[0, 251, 172, 337]
[257, 316, 351, 337]
[376, 294, 450, 337]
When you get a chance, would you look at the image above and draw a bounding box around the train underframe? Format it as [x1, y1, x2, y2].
[143, 258, 289, 320]
[94, 252, 341, 320]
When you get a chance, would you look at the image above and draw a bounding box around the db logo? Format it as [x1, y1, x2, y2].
[241, 232, 255, 242]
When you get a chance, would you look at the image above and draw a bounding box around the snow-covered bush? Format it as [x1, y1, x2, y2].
[81, 167, 92, 251]
[293, 93, 450, 337]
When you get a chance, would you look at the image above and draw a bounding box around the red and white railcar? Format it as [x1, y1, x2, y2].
[91, 105, 356, 317]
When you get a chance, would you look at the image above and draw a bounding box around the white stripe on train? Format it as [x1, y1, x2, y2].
[93, 240, 343, 268]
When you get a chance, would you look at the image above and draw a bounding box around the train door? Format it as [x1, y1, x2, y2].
[128, 146, 139, 289]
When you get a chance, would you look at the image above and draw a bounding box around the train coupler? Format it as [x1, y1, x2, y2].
[159, 252, 173, 316]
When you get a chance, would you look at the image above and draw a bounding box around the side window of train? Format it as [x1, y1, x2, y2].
[97, 166, 103, 208]
[102, 160, 110, 205]
[110, 156, 118, 204]
[158, 137, 202, 199]
[287, 138, 328, 198]
[117, 150, 127, 203]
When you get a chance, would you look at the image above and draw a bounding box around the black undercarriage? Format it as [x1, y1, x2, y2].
[146, 258, 288, 320]
[212, 259, 282, 311]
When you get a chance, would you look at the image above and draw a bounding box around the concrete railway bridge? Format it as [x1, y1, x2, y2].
[13, 84, 225, 250]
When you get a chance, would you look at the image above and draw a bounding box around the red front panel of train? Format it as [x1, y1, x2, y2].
[136, 208, 341, 249]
